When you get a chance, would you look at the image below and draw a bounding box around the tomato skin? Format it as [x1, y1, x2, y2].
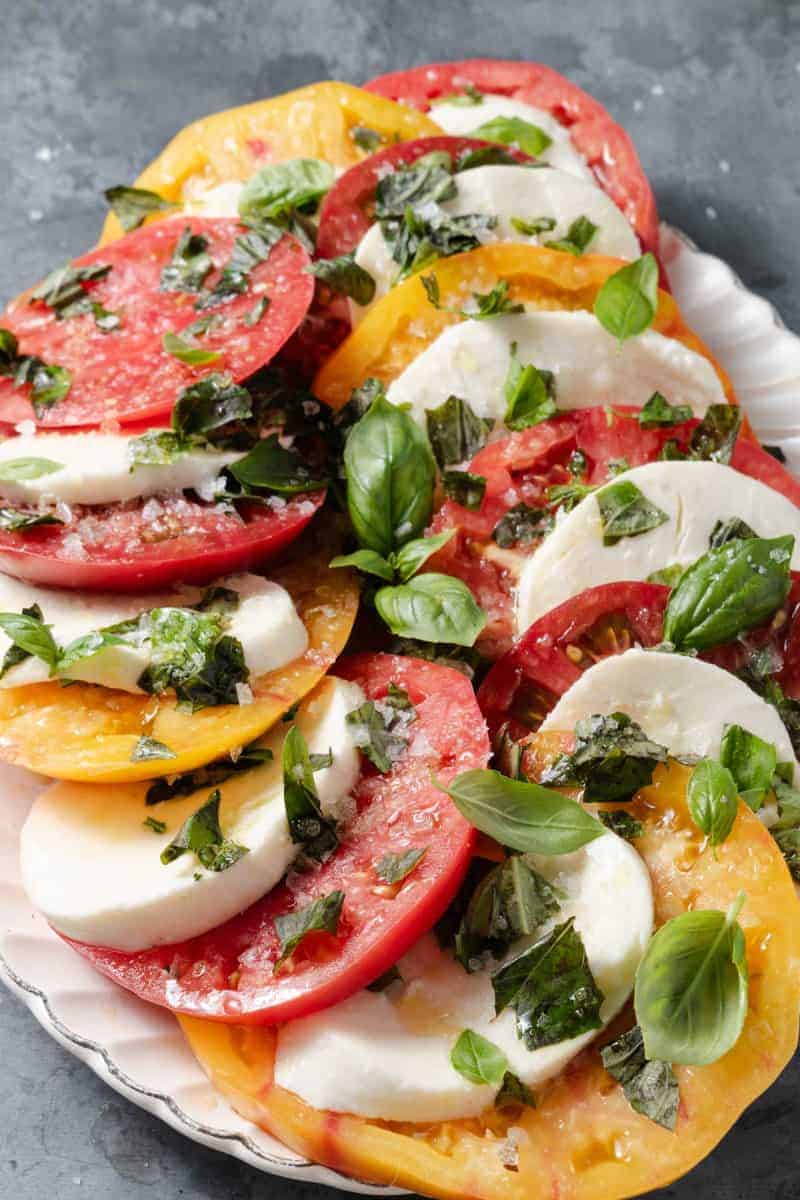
[316, 135, 531, 260]
[0, 490, 325, 592]
[364, 59, 660, 260]
[0, 219, 314, 428]
[65, 654, 489, 1023]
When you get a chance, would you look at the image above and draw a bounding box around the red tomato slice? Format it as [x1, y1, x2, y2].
[64, 654, 490, 1024]
[0, 218, 314, 428]
[364, 60, 660, 258]
[316, 135, 531, 260]
[0, 490, 325, 592]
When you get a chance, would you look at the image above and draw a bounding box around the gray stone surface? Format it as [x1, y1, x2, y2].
[0, 0, 798, 1197]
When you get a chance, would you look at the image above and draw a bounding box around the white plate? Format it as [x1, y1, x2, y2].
[2, 223, 799, 1192]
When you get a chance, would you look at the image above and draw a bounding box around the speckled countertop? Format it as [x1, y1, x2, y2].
[1, 1, 798, 1197]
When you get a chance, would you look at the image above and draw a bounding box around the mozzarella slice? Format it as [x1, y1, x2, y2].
[431, 94, 592, 181]
[352, 165, 640, 319]
[386, 310, 725, 430]
[20, 676, 366, 951]
[517, 461, 800, 633]
[0, 431, 239, 507]
[0, 570, 308, 692]
[274, 831, 652, 1121]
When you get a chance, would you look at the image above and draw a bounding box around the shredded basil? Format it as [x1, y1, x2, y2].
[282, 724, 338, 861]
[454, 855, 562, 971]
[131, 735, 176, 763]
[541, 712, 668, 803]
[442, 469, 486, 510]
[350, 125, 384, 153]
[598, 809, 644, 841]
[601, 1026, 679, 1130]
[503, 340, 557, 430]
[145, 741, 273, 805]
[160, 226, 213, 293]
[307, 254, 376, 304]
[30, 262, 112, 320]
[273, 890, 344, 969]
[238, 158, 335, 225]
[492, 502, 552, 548]
[345, 683, 417, 773]
[160, 789, 248, 872]
[422, 273, 524, 320]
[596, 479, 669, 546]
[162, 330, 221, 366]
[510, 215, 557, 236]
[104, 185, 177, 231]
[545, 214, 598, 256]
[638, 391, 692, 428]
[374, 846, 426, 884]
[425, 395, 490, 469]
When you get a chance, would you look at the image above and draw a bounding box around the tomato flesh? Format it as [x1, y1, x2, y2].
[66, 654, 490, 1022]
[0, 218, 314, 428]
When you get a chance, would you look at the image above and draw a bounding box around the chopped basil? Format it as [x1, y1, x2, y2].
[374, 846, 426, 884]
[687, 758, 739, 847]
[160, 789, 249, 872]
[495, 1071, 535, 1109]
[545, 214, 598, 256]
[503, 340, 557, 430]
[450, 1029, 508, 1086]
[30, 262, 112, 320]
[468, 115, 553, 157]
[455, 145, 521, 171]
[593, 253, 659, 343]
[351, 125, 384, 152]
[387, 637, 484, 681]
[196, 585, 241, 615]
[227, 433, 328, 495]
[366, 965, 403, 991]
[159, 226, 213, 293]
[607, 456, 631, 477]
[421, 273, 524, 320]
[425, 395, 490, 469]
[127, 430, 188, 468]
[510, 215, 557, 236]
[273, 890, 344, 969]
[492, 917, 604, 1049]
[104, 184, 177, 231]
[244, 296, 270, 326]
[688, 404, 741, 464]
[597, 479, 669, 546]
[171, 373, 253, 440]
[131, 735, 176, 763]
[134, 607, 249, 712]
[442, 469, 486, 511]
[282, 724, 338, 861]
[346, 684, 417, 773]
[598, 809, 644, 841]
[196, 227, 278, 309]
[307, 254, 376, 304]
[162, 330, 221, 366]
[634, 893, 748, 1065]
[434, 83, 483, 107]
[772, 775, 800, 881]
[601, 1026, 679, 1130]
[375, 151, 456, 217]
[375, 572, 486, 647]
[492, 502, 552, 548]
[143, 815, 167, 834]
[145, 741, 273, 805]
[0, 507, 62, 533]
[454, 856, 562, 971]
[719, 724, 777, 812]
[547, 479, 595, 513]
[708, 516, 757, 549]
[440, 768, 605, 854]
[1, 347, 73, 418]
[238, 158, 335, 225]
[0, 457, 61, 482]
[89, 301, 122, 332]
[638, 391, 692, 428]
[541, 712, 668, 803]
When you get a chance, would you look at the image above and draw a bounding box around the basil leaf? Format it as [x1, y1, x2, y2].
[511, 215, 557, 236]
[492, 917, 604, 1049]
[382, 205, 493, 281]
[329, 549, 394, 582]
[663, 535, 793, 652]
[503, 341, 557, 430]
[131, 735, 176, 763]
[601, 1026, 679, 1130]
[638, 391, 692, 428]
[30, 262, 112, 320]
[238, 158, 335, 224]
[196, 586, 240, 615]
[421, 273, 524, 320]
[0, 508, 62, 532]
[545, 215, 598, 256]
[0, 608, 59, 673]
[374, 846, 426, 884]
[104, 185, 176, 232]
[597, 479, 669, 546]
[387, 637, 484, 681]
[687, 758, 739, 847]
[375, 152, 456, 217]
[160, 789, 249, 872]
[282, 724, 338, 861]
[89, 301, 121, 332]
[0, 457, 62, 483]
[441, 768, 604, 854]
[171, 373, 252, 440]
[548, 479, 595, 513]
[455, 856, 562, 971]
[708, 516, 757, 549]
[15, 359, 72, 417]
[162, 330, 221, 366]
[351, 125, 384, 153]
[719, 725, 777, 812]
[375, 572, 486, 647]
[598, 810, 644, 841]
[127, 430, 189, 468]
[345, 687, 416, 773]
[143, 815, 167, 834]
[450, 1029, 508, 1086]
[593, 253, 659, 343]
[688, 404, 741, 464]
[495, 1072, 536, 1109]
[160, 226, 213, 293]
[492, 502, 552, 548]
[196, 228, 278, 309]
[145, 741, 273, 805]
[425, 395, 490, 469]
[228, 433, 327, 495]
[455, 145, 521, 171]
[634, 893, 748, 1065]
[244, 296, 270, 326]
[274, 890, 344, 969]
[434, 83, 483, 107]
[307, 254, 376, 304]
[391, 529, 454, 582]
[135, 608, 249, 712]
[467, 115, 553, 157]
[772, 776, 800, 881]
[343, 390, 436, 557]
[442, 469, 486, 511]
[541, 712, 668, 803]
[0, 603, 45, 677]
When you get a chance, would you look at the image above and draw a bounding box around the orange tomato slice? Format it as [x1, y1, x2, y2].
[180, 758, 799, 1200]
[98, 83, 439, 244]
[0, 525, 358, 783]
[313, 243, 737, 413]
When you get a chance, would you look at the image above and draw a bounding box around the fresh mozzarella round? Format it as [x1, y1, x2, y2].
[516, 461, 800, 633]
[432, 94, 592, 181]
[20, 676, 365, 951]
[0, 570, 308, 692]
[182, 179, 245, 218]
[274, 831, 653, 1121]
[352, 165, 639, 318]
[0, 431, 239, 507]
[385, 311, 725, 431]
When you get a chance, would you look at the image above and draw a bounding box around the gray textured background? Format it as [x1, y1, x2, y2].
[1, 1, 799, 1197]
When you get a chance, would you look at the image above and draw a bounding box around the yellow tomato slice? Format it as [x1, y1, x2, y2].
[313, 243, 737, 412]
[98, 83, 439, 244]
[0, 530, 358, 783]
[180, 759, 799, 1200]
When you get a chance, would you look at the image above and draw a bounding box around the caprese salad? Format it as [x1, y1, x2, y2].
[5, 57, 799, 1200]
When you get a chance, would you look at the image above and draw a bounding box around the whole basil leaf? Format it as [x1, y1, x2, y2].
[425, 395, 490, 468]
[391, 529, 454, 582]
[238, 158, 335, 223]
[329, 549, 394, 582]
[273, 890, 344, 969]
[600, 1025, 679, 1130]
[307, 254, 376, 305]
[228, 434, 328, 495]
[467, 115, 552, 157]
[0, 608, 59, 673]
[105, 185, 177, 231]
[663, 535, 793, 651]
[596, 479, 669, 546]
[440, 768, 604, 854]
[593, 253, 659, 343]
[687, 758, 739, 847]
[375, 572, 486, 647]
[719, 724, 778, 812]
[503, 341, 557, 430]
[450, 1029, 508, 1086]
[344, 392, 436, 557]
[634, 893, 748, 1065]
[282, 724, 338, 861]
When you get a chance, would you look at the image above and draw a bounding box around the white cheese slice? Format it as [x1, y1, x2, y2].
[0, 431, 239, 507]
[275, 829, 652, 1121]
[20, 676, 365, 951]
[431, 94, 592, 181]
[352, 165, 640, 319]
[386, 310, 725, 431]
[182, 179, 245, 218]
[0, 570, 308, 692]
[516, 460, 800, 634]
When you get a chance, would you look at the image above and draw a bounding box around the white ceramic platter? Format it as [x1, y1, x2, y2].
[1, 223, 799, 1192]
